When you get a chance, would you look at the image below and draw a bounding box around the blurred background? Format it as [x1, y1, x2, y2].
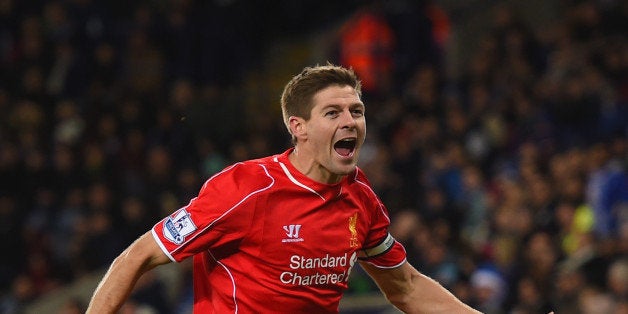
[0, 0, 626, 313]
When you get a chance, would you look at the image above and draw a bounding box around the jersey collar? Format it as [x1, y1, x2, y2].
[274, 148, 353, 201]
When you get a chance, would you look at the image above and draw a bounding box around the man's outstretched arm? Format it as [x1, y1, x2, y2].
[361, 261, 481, 314]
[86, 231, 171, 314]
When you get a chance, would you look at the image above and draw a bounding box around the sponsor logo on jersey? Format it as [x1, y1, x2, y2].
[280, 252, 358, 286]
[163, 209, 197, 245]
[349, 213, 359, 248]
[282, 224, 304, 243]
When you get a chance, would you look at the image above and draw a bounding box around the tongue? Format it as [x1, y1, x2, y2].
[335, 147, 351, 156]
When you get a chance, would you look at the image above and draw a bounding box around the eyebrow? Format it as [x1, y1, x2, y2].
[321, 102, 365, 110]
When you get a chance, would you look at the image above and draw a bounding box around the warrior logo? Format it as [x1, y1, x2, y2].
[282, 224, 304, 243]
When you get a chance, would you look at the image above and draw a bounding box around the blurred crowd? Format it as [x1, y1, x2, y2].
[0, 0, 627, 313]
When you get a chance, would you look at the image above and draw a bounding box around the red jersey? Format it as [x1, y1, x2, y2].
[151, 148, 407, 313]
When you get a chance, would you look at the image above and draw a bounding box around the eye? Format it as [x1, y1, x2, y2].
[351, 109, 364, 117]
[325, 110, 339, 118]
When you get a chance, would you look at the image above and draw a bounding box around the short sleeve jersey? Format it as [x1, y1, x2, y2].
[151, 148, 407, 313]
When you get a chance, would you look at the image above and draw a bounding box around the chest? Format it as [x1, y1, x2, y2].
[248, 187, 371, 263]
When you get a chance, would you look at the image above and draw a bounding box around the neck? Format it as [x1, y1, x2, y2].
[288, 147, 343, 184]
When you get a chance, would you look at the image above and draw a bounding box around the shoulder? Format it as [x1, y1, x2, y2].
[238, 154, 281, 176]
[351, 167, 377, 196]
[216, 154, 277, 176]
[201, 156, 278, 193]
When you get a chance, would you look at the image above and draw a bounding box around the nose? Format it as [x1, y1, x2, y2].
[339, 109, 357, 129]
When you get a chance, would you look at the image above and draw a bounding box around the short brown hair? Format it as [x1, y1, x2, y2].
[280, 64, 362, 142]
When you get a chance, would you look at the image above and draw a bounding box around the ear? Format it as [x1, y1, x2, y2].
[288, 116, 307, 140]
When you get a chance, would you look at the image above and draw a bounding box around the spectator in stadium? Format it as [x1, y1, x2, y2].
[86, 64, 479, 313]
[336, 1, 395, 98]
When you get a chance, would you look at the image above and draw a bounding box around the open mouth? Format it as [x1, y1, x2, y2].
[334, 138, 357, 157]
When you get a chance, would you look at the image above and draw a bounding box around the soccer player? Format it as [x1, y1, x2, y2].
[87, 65, 480, 313]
